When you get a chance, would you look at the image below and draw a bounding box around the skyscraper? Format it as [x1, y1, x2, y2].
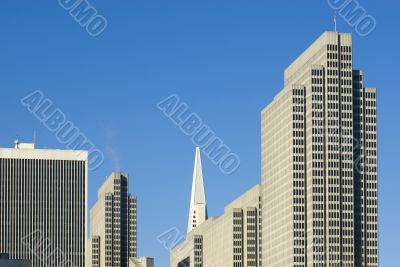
[171, 185, 262, 267]
[171, 148, 262, 267]
[88, 172, 137, 267]
[0, 142, 87, 267]
[261, 32, 378, 266]
[187, 147, 207, 233]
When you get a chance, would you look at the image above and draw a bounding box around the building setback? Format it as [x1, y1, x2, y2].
[0, 142, 87, 267]
[261, 31, 378, 266]
[171, 185, 262, 267]
[88, 172, 137, 267]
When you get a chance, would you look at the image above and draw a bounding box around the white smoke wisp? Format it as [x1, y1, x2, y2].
[105, 127, 121, 171]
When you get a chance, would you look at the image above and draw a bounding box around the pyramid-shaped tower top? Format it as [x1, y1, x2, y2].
[187, 147, 207, 233]
[190, 147, 206, 205]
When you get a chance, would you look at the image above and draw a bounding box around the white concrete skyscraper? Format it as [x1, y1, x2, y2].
[187, 147, 207, 233]
[261, 32, 378, 266]
[0, 142, 88, 267]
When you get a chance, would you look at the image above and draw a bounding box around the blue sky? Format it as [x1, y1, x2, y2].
[0, 0, 399, 265]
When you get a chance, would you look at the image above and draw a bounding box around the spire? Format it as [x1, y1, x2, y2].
[187, 147, 207, 233]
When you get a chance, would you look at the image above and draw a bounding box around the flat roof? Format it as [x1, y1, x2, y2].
[0, 147, 88, 161]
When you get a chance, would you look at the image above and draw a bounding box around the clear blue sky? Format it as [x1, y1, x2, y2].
[0, 0, 399, 265]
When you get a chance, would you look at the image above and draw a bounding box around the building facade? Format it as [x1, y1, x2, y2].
[88, 172, 137, 267]
[171, 185, 262, 267]
[261, 31, 378, 266]
[0, 142, 88, 267]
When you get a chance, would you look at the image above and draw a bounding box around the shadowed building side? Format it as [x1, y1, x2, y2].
[0, 253, 31, 267]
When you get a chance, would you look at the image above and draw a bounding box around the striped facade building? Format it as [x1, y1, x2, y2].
[0, 142, 87, 267]
[261, 31, 378, 266]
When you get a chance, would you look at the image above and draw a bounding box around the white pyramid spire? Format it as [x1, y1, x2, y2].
[187, 147, 207, 233]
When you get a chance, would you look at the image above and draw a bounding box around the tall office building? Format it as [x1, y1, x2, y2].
[171, 185, 262, 267]
[171, 148, 262, 267]
[187, 147, 207, 233]
[261, 32, 378, 266]
[88, 172, 137, 267]
[0, 142, 88, 267]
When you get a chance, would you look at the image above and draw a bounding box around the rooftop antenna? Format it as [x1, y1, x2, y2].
[14, 135, 20, 148]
